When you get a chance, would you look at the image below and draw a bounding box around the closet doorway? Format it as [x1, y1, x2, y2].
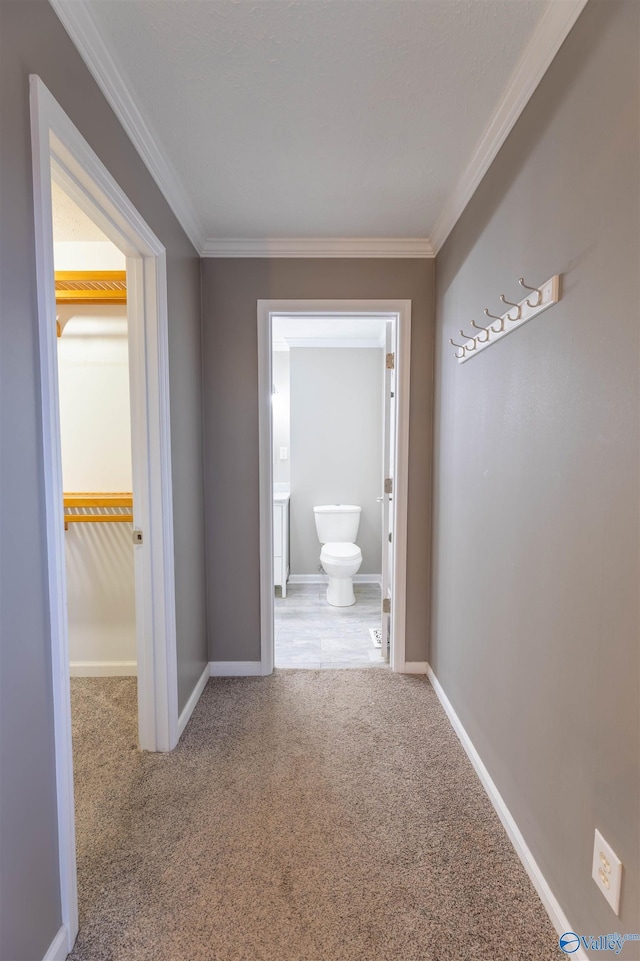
[54, 186, 136, 681]
[30, 76, 178, 954]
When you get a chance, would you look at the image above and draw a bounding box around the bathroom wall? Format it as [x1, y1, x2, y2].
[57, 307, 137, 673]
[432, 0, 639, 943]
[272, 349, 290, 486]
[289, 347, 383, 576]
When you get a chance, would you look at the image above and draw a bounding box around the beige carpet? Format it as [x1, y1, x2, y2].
[69, 672, 561, 961]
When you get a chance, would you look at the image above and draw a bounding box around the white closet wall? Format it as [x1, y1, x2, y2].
[58, 312, 132, 492]
[59, 307, 136, 674]
[55, 226, 137, 674]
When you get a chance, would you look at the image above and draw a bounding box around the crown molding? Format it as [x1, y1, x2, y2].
[200, 237, 434, 258]
[430, 0, 589, 254]
[51, 0, 587, 260]
[49, 0, 206, 253]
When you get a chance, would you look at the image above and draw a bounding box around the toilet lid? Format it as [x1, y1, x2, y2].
[321, 542, 362, 561]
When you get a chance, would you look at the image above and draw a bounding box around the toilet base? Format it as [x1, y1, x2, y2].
[326, 576, 355, 607]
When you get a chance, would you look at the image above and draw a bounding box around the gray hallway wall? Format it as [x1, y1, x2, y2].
[432, 0, 639, 942]
[0, 4, 207, 959]
[201, 259, 435, 663]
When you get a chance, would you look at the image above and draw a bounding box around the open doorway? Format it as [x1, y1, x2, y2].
[271, 316, 390, 668]
[53, 180, 140, 949]
[53, 183, 136, 679]
[30, 76, 178, 955]
[257, 300, 411, 675]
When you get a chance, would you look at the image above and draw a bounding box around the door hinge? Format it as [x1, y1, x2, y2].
[386, 352, 395, 370]
[382, 597, 391, 615]
[388, 532, 392, 543]
[384, 477, 393, 495]
[133, 529, 143, 545]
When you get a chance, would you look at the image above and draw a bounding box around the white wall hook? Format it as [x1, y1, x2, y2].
[483, 307, 505, 335]
[470, 320, 490, 343]
[499, 294, 521, 321]
[518, 276, 543, 308]
[454, 274, 561, 364]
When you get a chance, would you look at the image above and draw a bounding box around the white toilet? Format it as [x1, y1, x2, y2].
[313, 505, 363, 607]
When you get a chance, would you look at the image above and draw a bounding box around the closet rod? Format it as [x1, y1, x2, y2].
[64, 514, 133, 525]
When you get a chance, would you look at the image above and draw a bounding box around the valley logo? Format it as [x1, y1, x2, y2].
[560, 931, 640, 954]
[559, 932, 581, 954]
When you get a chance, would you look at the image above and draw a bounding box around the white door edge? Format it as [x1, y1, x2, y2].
[257, 300, 411, 675]
[29, 74, 179, 948]
[381, 320, 394, 659]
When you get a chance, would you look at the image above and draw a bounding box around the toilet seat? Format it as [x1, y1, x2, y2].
[319, 542, 362, 607]
[321, 542, 362, 564]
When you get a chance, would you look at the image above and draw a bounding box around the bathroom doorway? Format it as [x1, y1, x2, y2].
[257, 300, 411, 674]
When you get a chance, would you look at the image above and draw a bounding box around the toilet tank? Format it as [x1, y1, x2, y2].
[314, 505, 361, 544]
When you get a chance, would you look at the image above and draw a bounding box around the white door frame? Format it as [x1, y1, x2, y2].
[381, 320, 395, 657]
[30, 75, 179, 952]
[257, 299, 411, 675]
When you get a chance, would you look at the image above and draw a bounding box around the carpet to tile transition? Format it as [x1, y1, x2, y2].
[69, 672, 562, 961]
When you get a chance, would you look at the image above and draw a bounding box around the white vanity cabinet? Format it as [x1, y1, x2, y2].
[273, 493, 290, 597]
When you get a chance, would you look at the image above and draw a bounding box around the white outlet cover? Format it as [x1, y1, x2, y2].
[592, 828, 622, 915]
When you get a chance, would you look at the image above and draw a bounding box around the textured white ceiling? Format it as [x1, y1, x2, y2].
[273, 315, 387, 347]
[51, 181, 111, 242]
[83, 0, 548, 240]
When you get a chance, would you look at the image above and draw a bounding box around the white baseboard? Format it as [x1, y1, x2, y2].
[425, 663, 585, 960]
[43, 925, 70, 961]
[288, 574, 382, 585]
[177, 662, 210, 739]
[209, 660, 263, 677]
[69, 660, 137, 677]
[403, 661, 428, 674]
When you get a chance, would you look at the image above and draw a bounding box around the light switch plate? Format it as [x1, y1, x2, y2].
[592, 829, 622, 915]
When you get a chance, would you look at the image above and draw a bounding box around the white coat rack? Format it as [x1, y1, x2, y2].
[450, 275, 561, 363]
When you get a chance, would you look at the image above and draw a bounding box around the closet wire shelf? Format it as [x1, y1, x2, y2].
[63, 493, 133, 530]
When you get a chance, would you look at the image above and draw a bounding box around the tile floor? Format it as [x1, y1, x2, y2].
[275, 582, 388, 669]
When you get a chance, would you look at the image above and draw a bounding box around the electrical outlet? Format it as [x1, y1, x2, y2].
[592, 829, 622, 915]
[279, 447, 288, 460]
